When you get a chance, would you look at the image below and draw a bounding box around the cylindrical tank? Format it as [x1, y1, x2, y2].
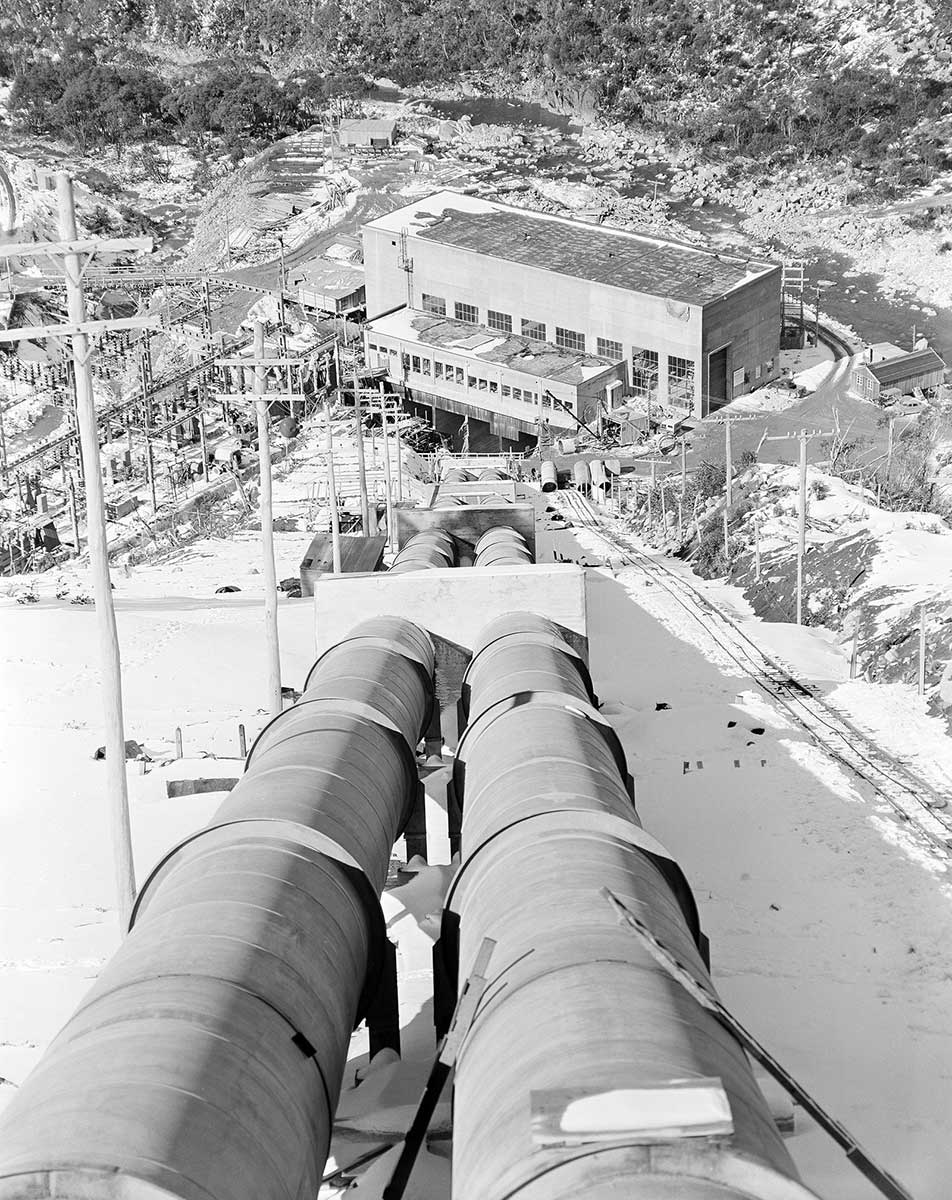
[478, 468, 509, 480]
[0, 620, 435, 1200]
[590, 458, 609, 491]
[433, 494, 466, 508]
[447, 619, 817, 1200]
[572, 459, 591, 490]
[443, 467, 473, 482]
[540, 460, 558, 492]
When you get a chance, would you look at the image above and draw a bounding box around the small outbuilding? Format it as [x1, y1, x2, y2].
[338, 119, 397, 149]
[851, 347, 946, 403]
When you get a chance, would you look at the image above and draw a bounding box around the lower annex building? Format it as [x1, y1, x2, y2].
[361, 190, 782, 446]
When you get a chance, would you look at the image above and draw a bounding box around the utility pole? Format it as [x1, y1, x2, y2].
[813, 286, 821, 349]
[886, 416, 895, 484]
[379, 382, 395, 552]
[797, 431, 807, 625]
[919, 604, 927, 696]
[276, 235, 288, 360]
[0, 172, 156, 929]
[723, 415, 732, 562]
[353, 368, 370, 534]
[395, 410, 405, 503]
[324, 396, 342, 572]
[760, 426, 835, 627]
[754, 510, 761, 582]
[68, 473, 80, 556]
[680, 435, 687, 499]
[253, 321, 282, 717]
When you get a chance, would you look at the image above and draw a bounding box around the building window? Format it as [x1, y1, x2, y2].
[411, 355, 421, 372]
[631, 348, 659, 401]
[597, 337, 623, 359]
[455, 302, 478, 324]
[435, 362, 444, 380]
[455, 367, 464, 384]
[421, 359, 431, 374]
[478, 378, 488, 391]
[468, 375, 477, 388]
[422, 293, 446, 316]
[487, 310, 512, 334]
[541, 395, 552, 409]
[367, 342, 377, 351]
[512, 387, 522, 401]
[668, 355, 696, 407]
[555, 327, 586, 353]
[489, 380, 498, 394]
[521, 318, 546, 341]
[501, 385, 511, 398]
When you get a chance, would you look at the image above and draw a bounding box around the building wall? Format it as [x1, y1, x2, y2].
[363, 224, 778, 418]
[700, 268, 782, 412]
[363, 329, 625, 435]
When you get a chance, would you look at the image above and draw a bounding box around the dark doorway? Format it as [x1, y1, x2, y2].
[708, 347, 729, 411]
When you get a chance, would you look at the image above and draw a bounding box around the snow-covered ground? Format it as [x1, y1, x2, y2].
[2, 433, 951, 1200]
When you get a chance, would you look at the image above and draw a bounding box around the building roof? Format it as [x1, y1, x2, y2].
[367, 307, 618, 386]
[339, 119, 397, 136]
[863, 348, 946, 386]
[364, 190, 778, 306]
[292, 257, 365, 301]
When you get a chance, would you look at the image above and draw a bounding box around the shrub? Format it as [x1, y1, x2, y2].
[695, 460, 727, 499]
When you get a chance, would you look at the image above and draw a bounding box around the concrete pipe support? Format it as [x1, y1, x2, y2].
[0, 618, 435, 1200]
[445, 619, 817, 1200]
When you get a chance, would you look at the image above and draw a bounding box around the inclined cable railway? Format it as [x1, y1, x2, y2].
[555, 485, 952, 858]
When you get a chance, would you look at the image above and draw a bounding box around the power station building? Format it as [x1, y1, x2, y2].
[362, 190, 781, 444]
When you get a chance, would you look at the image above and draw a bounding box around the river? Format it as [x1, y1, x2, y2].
[374, 86, 952, 363]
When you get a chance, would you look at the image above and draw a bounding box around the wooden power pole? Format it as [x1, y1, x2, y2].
[324, 396, 343, 572]
[352, 367, 370, 534]
[379, 382, 396, 552]
[0, 172, 157, 929]
[253, 321, 282, 717]
[214, 332, 306, 715]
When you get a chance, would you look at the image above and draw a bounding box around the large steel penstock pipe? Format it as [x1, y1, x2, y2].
[389, 529, 457, 573]
[447, 618, 817, 1200]
[0, 618, 434, 1200]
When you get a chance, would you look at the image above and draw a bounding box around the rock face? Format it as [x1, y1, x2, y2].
[521, 72, 600, 122]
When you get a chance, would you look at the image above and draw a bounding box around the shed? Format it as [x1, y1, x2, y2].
[852, 348, 946, 402]
[299, 533, 386, 596]
[338, 119, 397, 149]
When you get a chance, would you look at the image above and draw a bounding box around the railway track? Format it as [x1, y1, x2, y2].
[556, 485, 952, 860]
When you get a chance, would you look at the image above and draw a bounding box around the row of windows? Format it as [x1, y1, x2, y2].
[366, 338, 572, 412]
[417, 297, 599, 358]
